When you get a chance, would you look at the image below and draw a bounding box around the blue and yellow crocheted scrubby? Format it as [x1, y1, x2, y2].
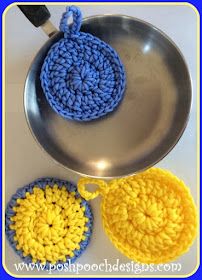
[6, 178, 93, 267]
[78, 168, 197, 264]
[40, 6, 126, 122]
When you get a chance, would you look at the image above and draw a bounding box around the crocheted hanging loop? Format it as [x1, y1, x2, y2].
[40, 6, 126, 121]
[59, 6, 82, 36]
[78, 178, 109, 200]
[78, 168, 197, 264]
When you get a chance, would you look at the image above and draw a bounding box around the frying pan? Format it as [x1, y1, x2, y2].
[19, 5, 192, 178]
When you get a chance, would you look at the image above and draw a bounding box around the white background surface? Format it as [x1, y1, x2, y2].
[4, 3, 198, 276]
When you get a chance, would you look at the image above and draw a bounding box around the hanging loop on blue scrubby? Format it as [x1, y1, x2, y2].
[59, 6, 82, 36]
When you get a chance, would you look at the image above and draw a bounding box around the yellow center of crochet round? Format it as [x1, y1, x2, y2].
[10, 185, 88, 264]
[78, 168, 197, 264]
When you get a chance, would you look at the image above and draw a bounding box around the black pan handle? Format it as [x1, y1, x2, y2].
[18, 5, 51, 27]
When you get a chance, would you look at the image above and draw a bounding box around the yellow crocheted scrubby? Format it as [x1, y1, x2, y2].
[9, 184, 90, 264]
[78, 168, 197, 264]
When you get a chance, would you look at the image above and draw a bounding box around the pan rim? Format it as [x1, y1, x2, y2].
[23, 14, 192, 179]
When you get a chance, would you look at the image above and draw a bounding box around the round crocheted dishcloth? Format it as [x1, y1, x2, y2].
[40, 6, 126, 121]
[78, 168, 197, 264]
[5, 178, 93, 267]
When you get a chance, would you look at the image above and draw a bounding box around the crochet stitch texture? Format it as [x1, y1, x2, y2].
[6, 178, 93, 266]
[78, 168, 197, 264]
[40, 6, 126, 121]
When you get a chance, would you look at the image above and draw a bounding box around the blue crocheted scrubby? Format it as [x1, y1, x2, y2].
[5, 178, 93, 269]
[40, 6, 126, 121]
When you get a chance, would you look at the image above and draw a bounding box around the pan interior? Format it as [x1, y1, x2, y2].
[24, 16, 191, 178]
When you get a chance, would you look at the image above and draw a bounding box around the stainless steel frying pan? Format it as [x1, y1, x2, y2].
[19, 5, 192, 178]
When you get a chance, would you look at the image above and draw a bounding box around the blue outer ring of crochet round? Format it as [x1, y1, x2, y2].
[40, 6, 126, 121]
[5, 177, 93, 269]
